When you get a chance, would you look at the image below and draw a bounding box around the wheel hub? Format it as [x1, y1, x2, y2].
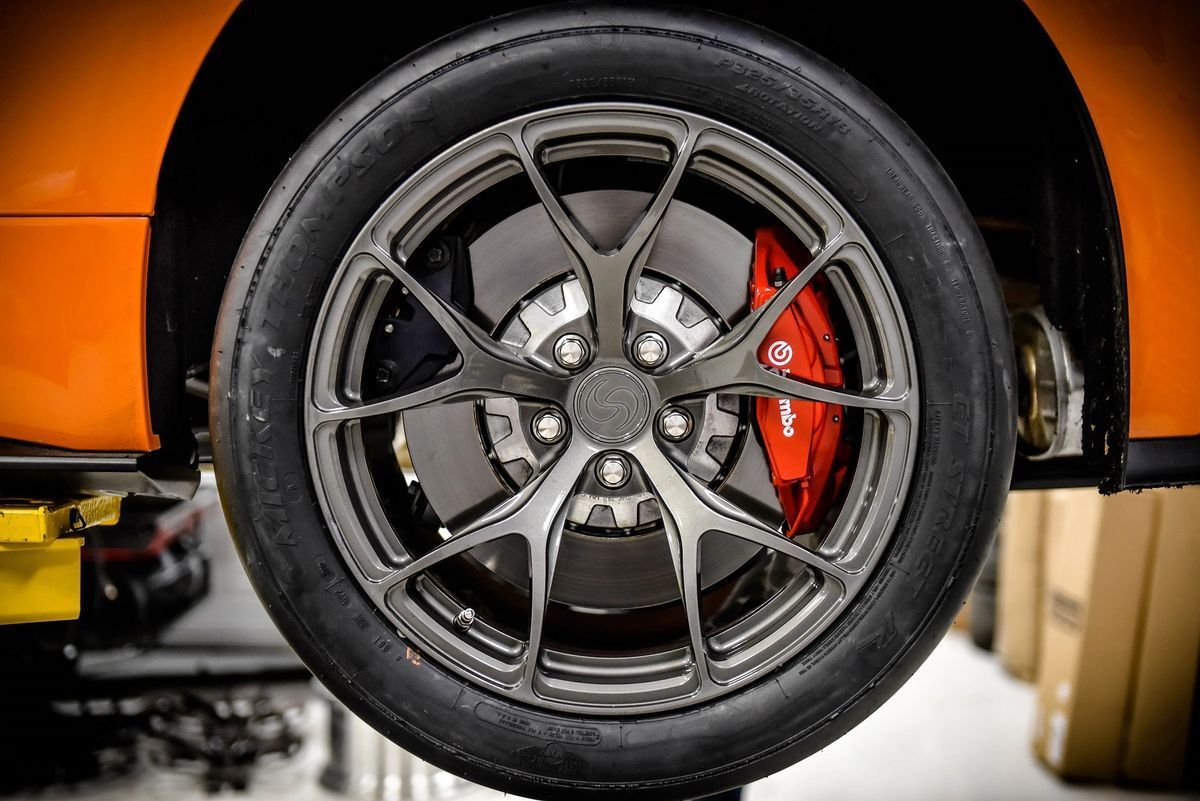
[406, 198, 755, 551]
[476, 270, 744, 540]
[572, 367, 652, 443]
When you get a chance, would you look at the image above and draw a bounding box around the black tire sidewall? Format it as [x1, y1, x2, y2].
[211, 6, 1014, 799]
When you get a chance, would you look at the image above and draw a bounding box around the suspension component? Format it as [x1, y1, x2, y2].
[750, 228, 848, 536]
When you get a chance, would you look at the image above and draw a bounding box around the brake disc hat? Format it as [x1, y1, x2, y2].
[211, 5, 1013, 798]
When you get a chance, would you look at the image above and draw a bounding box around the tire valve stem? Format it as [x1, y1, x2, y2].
[453, 607, 476, 632]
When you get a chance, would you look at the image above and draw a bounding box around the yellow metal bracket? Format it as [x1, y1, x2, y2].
[0, 496, 121, 625]
[0, 495, 122, 544]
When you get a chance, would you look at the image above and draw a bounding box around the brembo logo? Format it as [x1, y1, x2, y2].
[584, 377, 639, 432]
[767, 340, 793, 368]
[766, 340, 796, 438]
[777, 397, 797, 438]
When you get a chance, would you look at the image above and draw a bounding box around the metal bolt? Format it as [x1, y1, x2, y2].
[532, 410, 566, 444]
[633, 332, 668, 368]
[426, 244, 448, 266]
[596, 454, 630, 489]
[658, 408, 693, 441]
[374, 362, 396, 387]
[453, 607, 476, 631]
[383, 322, 395, 335]
[554, 334, 589, 369]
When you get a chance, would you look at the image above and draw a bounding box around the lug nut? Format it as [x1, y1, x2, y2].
[453, 607, 476, 631]
[596, 454, 631, 489]
[659, 408, 693, 441]
[554, 334, 589, 369]
[532, 410, 566, 444]
[633, 332, 668, 368]
[426, 244, 448, 266]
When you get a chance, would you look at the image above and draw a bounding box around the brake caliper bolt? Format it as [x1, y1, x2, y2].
[453, 607, 476, 632]
[659, 408, 693, 441]
[374, 360, 398, 389]
[532, 410, 566, 444]
[554, 334, 589, 369]
[633, 332, 668, 368]
[596, 454, 631, 489]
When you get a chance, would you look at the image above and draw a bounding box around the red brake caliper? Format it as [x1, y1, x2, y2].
[750, 227, 849, 536]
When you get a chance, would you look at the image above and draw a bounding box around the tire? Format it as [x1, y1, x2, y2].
[210, 5, 1015, 799]
[970, 539, 1000, 651]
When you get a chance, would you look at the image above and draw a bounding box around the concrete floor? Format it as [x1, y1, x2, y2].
[746, 633, 1183, 801]
[48, 475, 1195, 800]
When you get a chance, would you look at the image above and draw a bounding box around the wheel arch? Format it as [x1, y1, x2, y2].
[149, 0, 1126, 486]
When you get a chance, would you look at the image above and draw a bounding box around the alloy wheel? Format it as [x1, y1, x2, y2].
[304, 103, 919, 715]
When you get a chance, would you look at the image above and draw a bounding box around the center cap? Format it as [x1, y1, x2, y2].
[573, 367, 652, 443]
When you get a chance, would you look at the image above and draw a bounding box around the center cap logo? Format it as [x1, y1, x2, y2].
[573, 368, 651, 443]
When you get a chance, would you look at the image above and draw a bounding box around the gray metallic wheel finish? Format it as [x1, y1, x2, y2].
[304, 104, 918, 714]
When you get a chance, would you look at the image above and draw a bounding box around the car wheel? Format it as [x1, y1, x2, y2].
[211, 5, 1015, 798]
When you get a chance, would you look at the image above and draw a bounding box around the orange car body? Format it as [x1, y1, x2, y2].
[0, 0, 1196, 454]
[1027, 0, 1200, 442]
[0, 0, 238, 451]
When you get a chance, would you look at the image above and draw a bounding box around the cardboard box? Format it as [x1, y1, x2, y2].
[1033, 489, 1159, 780]
[995, 490, 1047, 681]
[1121, 486, 1200, 785]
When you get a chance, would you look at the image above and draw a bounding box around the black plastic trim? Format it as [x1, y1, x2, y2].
[1010, 456, 1101, 491]
[0, 439, 198, 499]
[1124, 436, 1200, 489]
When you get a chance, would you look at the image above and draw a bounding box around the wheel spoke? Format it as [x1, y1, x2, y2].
[617, 128, 698, 272]
[701, 232, 847, 363]
[651, 230, 913, 415]
[710, 357, 910, 413]
[510, 134, 596, 273]
[379, 440, 592, 592]
[523, 520, 565, 688]
[709, 506, 860, 590]
[363, 245, 524, 367]
[661, 516, 712, 688]
[658, 347, 912, 415]
[312, 368, 494, 423]
[631, 439, 858, 589]
[509, 122, 701, 356]
[312, 350, 564, 423]
[313, 248, 564, 423]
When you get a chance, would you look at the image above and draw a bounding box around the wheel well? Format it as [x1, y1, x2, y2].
[149, 0, 1125, 487]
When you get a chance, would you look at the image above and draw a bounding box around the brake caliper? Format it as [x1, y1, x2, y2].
[750, 227, 849, 536]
